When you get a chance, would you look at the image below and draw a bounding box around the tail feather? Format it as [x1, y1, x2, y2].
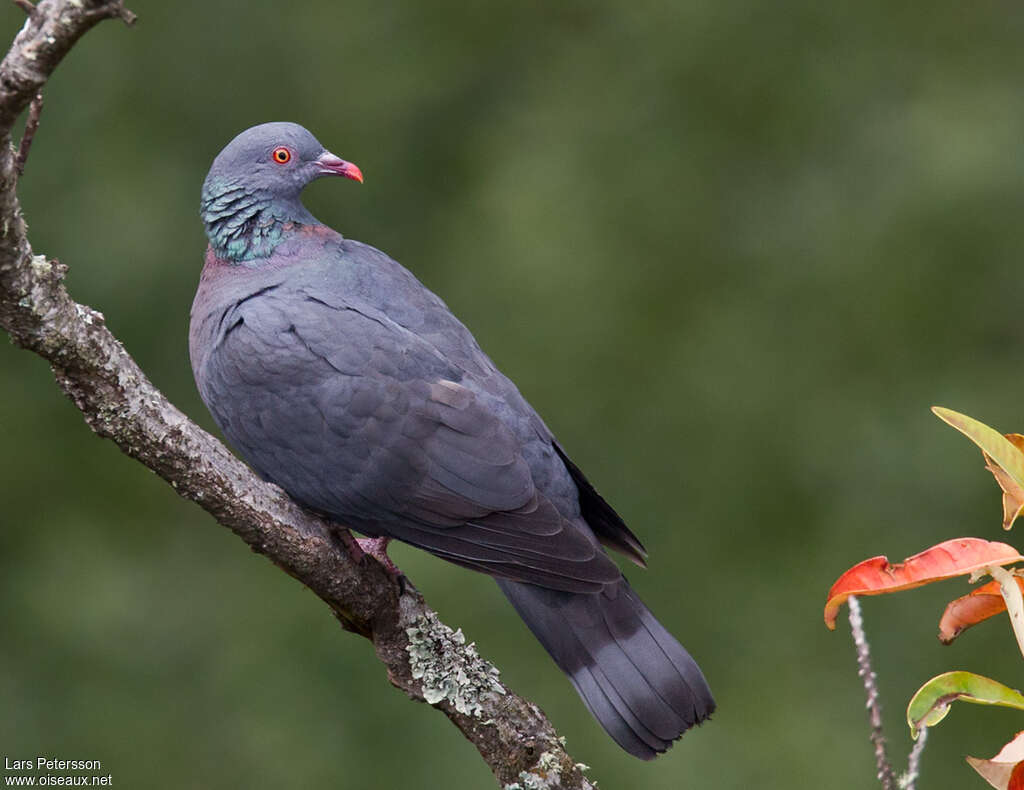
[497, 577, 714, 759]
[577, 662, 668, 754]
[594, 593, 695, 737]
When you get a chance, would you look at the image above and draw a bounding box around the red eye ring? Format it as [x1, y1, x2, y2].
[272, 147, 292, 164]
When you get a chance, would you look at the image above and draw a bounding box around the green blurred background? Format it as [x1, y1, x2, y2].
[2, 1, 1023, 787]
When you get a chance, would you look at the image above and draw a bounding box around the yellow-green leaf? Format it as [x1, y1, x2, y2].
[933, 408, 1024, 529]
[908, 671, 1024, 738]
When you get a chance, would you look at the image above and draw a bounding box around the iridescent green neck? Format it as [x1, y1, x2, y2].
[201, 180, 316, 262]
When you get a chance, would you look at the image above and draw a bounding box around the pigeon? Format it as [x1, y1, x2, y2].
[189, 122, 714, 759]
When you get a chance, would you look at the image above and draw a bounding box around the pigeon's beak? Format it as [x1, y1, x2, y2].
[315, 151, 364, 183]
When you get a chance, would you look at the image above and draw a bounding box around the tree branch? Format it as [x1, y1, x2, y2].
[14, 90, 42, 176]
[0, 3, 593, 787]
[11, 0, 36, 19]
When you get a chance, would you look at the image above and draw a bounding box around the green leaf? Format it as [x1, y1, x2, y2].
[933, 407, 1024, 495]
[907, 672, 1024, 738]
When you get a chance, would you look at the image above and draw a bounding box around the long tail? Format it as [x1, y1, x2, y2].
[496, 577, 714, 759]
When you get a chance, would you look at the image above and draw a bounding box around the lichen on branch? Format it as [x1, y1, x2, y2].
[406, 608, 505, 714]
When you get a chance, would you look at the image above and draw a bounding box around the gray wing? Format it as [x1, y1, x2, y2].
[196, 283, 621, 593]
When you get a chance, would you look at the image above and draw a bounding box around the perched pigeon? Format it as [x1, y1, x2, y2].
[190, 122, 714, 759]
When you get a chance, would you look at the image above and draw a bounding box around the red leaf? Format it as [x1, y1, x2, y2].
[939, 577, 1024, 644]
[939, 581, 1008, 644]
[824, 538, 1024, 630]
[1011, 760, 1024, 790]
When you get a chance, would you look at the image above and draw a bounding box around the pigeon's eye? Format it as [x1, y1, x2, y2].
[271, 147, 292, 164]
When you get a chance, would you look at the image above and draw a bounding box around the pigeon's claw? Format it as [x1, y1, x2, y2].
[354, 536, 403, 578]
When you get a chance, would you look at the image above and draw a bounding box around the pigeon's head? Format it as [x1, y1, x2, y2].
[204, 122, 362, 200]
[201, 122, 362, 260]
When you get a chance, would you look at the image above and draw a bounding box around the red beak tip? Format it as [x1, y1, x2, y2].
[317, 152, 364, 184]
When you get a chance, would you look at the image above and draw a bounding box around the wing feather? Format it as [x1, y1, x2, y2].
[199, 287, 621, 591]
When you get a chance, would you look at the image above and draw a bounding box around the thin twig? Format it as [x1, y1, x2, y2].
[898, 726, 928, 790]
[113, 2, 136, 25]
[11, 0, 35, 16]
[14, 91, 42, 176]
[848, 595, 896, 790]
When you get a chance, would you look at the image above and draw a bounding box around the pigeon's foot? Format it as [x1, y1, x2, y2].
[354, 536, 403, 578]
